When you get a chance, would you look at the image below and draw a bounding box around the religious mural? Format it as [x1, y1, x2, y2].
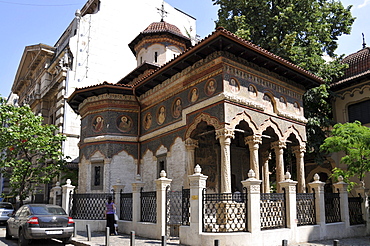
[205, 79, 216, 96]
[189, 87, 199, 103]
[157, 106, 166, 125]
[117, 115, 133, 132]
[92, 116, 104, 132]
[172, 98, 182, 118]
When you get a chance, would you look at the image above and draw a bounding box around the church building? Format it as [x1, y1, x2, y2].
[68, 20, 324, 194]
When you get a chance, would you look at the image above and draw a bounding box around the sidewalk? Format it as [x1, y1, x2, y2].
[70, 232, 370, 246]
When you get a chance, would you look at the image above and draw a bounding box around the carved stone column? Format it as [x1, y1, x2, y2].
[260, 151, 271, 193]
[245, 135, 262, 180]
[184, 138, 199, 188]
[292, 144, 306, 193]
[216, 128, 234, 193]
[271, 140, 286, 192]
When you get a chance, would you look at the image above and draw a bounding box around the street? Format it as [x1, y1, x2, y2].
[0, 225, 74, 246]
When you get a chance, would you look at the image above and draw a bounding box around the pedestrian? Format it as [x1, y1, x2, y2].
[106, 196, 117, 235]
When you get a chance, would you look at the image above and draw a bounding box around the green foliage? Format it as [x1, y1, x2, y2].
[321, 121, 370, 186]
[213, 0, 354, 77]
[213, 0, 355, 160]
[0, 98, 68, 205]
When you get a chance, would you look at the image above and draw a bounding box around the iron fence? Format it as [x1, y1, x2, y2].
[120, 191, 133, 221]
[260, 192, 286, 230]
[348, 195, 364, 225]
[324, 192, 341, 223]
[203, 191, 247, 233]
[296, 192, 316, 226]
[141, 190, 156, 223]
[182, 188, 190, 226]
[69, 192, 113, 220]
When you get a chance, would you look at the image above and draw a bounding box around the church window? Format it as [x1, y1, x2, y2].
[348, 99, 370, 124]
[91, 162, 103, 190]
[154, 52, 158, 63]
[157, 154, 167, 178]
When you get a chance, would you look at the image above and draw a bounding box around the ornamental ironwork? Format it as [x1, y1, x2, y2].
[182, 188, 190, 226]
[120, 191, 132, 221]
[69, 192, 113, 220]
[203, 191, 247, 233]
[348, 195, 364, 225]
[141, 190, 157, 223]
[324, 192, 341, 223]
[260, 192, 286, 230]
[296, 192, 316, 226]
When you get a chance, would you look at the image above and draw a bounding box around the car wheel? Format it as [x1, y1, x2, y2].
[5, 225, 12, 240]
[61, 236, 71, 245]
[18, 229, 29, 246]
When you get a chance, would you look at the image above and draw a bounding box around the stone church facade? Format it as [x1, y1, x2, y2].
[68, 22, 323, 194]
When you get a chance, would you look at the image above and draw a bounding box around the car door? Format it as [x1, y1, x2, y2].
[8, 206, 24, 236]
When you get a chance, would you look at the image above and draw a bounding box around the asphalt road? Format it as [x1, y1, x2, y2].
[0, 224, 74, 246]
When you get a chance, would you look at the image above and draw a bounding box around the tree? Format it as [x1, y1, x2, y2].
[212, 0, 355, 162]
[320, 121, 370, 189]
[0, 98, 68, 206]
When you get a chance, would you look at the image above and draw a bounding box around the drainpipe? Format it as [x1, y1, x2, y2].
[133, 88, 141, 175]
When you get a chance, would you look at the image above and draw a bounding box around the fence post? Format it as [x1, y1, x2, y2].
[241, 169, 262, 234]
[308, 173, 326, 239]
[279, 172, 298, 229]
[112, 182, 125, 219]
[155, 170, 172, 239]
[132, 174, 145, 230]
[49, 182, 61, 205]
[355, 185, 370, 233]
[187, 164, 208, 246]
[333, 176, 350, 227]
[61, 179, 75, 214]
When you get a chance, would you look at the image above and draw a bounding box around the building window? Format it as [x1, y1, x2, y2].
[91, 163, 103, 190]
[157, 154, 167, 178]
[348, 99, 370, 124]
[154, 52, 158, 63]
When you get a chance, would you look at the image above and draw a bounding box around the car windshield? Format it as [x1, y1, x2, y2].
[0, 203, 13, 209]
[30, 206, 67, 215]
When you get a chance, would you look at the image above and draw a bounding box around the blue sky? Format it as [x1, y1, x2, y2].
[0, 0, 368, 99]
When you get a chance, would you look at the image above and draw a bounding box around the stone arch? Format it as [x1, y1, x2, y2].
[185, 113, 223, 139]
[229, 111, 258, 133]
[282, 125, 305, 146]
[257, 117, 283, 139]
[262, 91, 277, 114]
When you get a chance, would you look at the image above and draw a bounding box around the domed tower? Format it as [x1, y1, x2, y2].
[129, 21, 192, 67]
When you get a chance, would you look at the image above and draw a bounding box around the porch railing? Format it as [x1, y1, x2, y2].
[120, 191, 133, 221]
[324, 192, 341, 223]
[260, 192, 286, 230]
[348, 195, 364, 225]
[296, 192, 316, 226]
[141, 190, 157, 223]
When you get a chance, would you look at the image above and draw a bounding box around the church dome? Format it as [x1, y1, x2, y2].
[142, 21, 187, 39]
[341, 47, 370, 79]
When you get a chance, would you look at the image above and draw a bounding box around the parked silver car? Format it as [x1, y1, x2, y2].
[6, 204, 74, 246]
[0, 202, 14, 224]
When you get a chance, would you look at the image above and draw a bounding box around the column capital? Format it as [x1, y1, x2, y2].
[292, 144, 306, 154]
[185, 138, 199, 149]
[271, 140, 286, 150]
[244, 135, 262, 146]
[215, 128, 234, 141]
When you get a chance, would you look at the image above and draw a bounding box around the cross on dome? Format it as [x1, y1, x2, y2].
[157, 1, 168, 22]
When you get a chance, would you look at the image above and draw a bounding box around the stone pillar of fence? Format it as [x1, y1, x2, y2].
[308, 174, 326, 236]
[132, 174, 145, 226]
[155, 170, 172, 238]
[333, 176, 350, 227]
[355, 185, 370, 233]
[241, 169, 262, 233]
[187, 164, 208, 246]
[49, 182, 61, 205]
[61, 179, 75, 214]
[112, 181, 125, 220]
[279, 172, 298, 230]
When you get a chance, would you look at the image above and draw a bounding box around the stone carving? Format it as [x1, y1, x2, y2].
[185, 113, 223, 139]
[229, 78, 240, 94]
